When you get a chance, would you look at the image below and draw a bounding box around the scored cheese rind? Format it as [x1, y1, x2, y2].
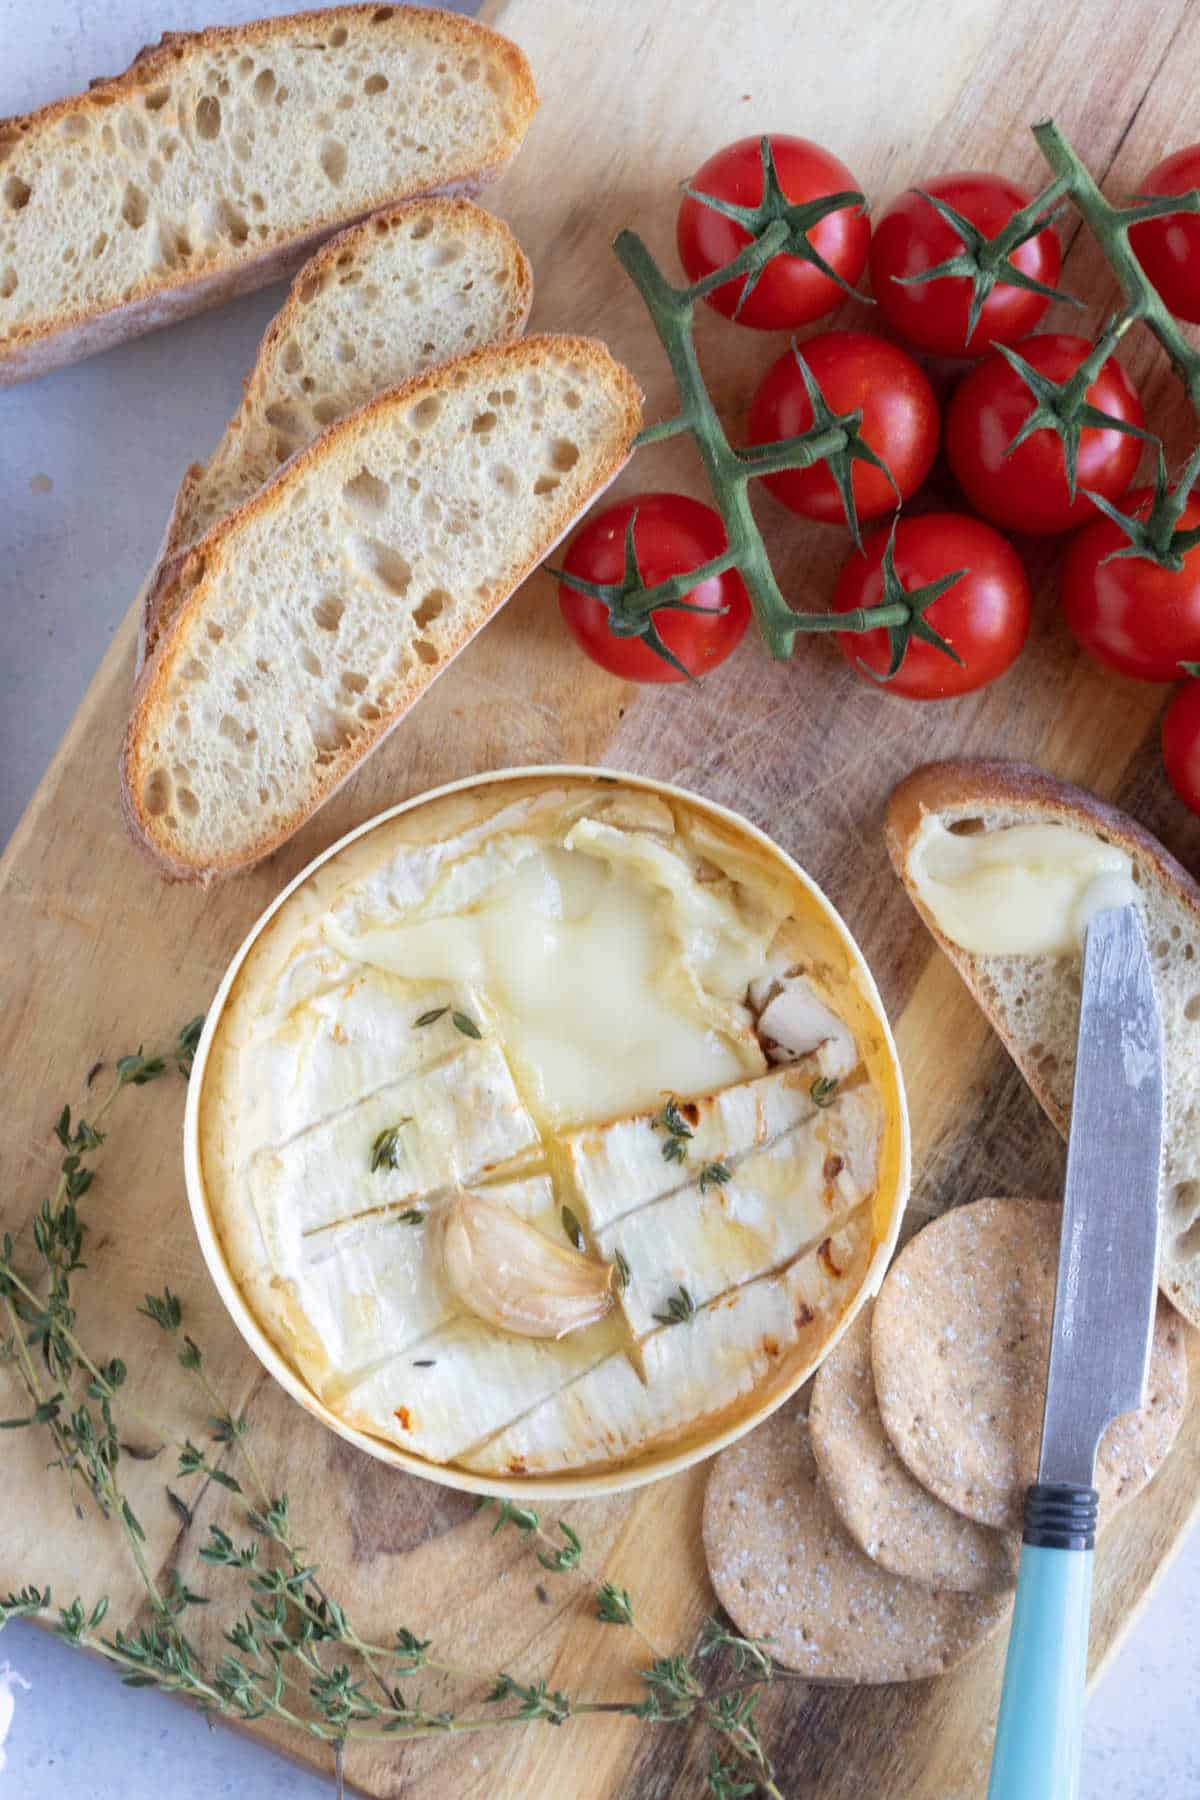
[263, 1176, 556, 1396]
[565, 1058, 856, 1232]
[598, 1089, 882, 1337]
[337, 1308, 620, 1465]
[246, 1037, 538, 1259]
[461, 1214, 872, 1477]
[234, 968, 481, 1157]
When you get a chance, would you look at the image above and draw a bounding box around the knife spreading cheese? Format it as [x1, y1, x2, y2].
[199, 775, 905, 1477]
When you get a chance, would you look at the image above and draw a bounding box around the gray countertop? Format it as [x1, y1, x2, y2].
[1, 3, 1197, 1795]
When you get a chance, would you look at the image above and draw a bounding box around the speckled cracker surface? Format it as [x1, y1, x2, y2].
[702, 1403, 1010, 1682]
[872, 1197, 1188, 1531]
[810, 1304, 1018, 1594]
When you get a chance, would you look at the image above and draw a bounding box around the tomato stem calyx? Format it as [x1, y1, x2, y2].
[844, 518, 968, 683]
[682, 136, 868, 319]
[1085, 442, 1200, 573]
[895, 179, 1079, 346]
[549, 511, 735, 680]
[992, 318, 1148, 500]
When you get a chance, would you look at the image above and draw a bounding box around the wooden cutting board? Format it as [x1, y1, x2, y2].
[4, 0, 1200, 1793]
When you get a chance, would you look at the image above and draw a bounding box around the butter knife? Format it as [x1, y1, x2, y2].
[988, 902, 1164, 1800]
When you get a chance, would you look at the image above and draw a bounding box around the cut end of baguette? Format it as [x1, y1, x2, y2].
[0, 6, 538, 384]
[137, 193, 533, 669]
[122, 333, 641, 882]
[886, 757, 1200, 1327]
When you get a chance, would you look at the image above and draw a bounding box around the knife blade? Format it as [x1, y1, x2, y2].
[1037, 901, 1164, 1489]
[989, 900, 1164, 1800]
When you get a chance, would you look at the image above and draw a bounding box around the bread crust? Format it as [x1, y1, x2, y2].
[886, 757, 1200, 1321]
[135, 195, 534, 670]
[0, 7, 537, 385]
[121, 333, 642, 883]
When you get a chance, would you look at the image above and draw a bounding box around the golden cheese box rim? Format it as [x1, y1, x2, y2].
[184, 765, 912, 1501]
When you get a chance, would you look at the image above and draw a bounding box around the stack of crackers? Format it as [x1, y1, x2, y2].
[704, 1197, 1188, 1681]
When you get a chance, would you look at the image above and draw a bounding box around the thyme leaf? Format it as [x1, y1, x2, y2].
[652, 1286, 697, 1328]
[561, 1206, 585, 1251]
[699, 1161, 731, 1194]
[369, 1122, 412, 1173]
[810, 1076, 839, 1109]
[451, 1011, 483, 1040]
[414, 1007, 448, 1028]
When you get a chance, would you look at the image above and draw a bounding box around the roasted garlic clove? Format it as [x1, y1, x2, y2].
[439, 1189, 615, 1339]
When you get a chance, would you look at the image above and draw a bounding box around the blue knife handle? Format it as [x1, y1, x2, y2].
[988, 1483, 1099, 1800]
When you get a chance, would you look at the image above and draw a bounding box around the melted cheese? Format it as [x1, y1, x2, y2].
[327, 840, 760, 1128]
[909, 817, 1136, 956]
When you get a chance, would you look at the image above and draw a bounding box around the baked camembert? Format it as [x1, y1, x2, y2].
[199, 776, 905, 1478]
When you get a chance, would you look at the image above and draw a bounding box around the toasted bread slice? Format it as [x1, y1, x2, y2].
[0, 6, 536, 385]
[122, 334, 641, 882]
[886, 758, 1200, 1325]
[137, 195, 532, 668]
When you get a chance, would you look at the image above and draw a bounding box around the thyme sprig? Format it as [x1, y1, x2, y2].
[1, 1032, 790, 1797]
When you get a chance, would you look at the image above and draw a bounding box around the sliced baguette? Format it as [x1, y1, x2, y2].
[886, 758, 1200, 1325]
[0, 6, 536, 385]
[137, 195, 532, 668]
[122, 333, 641, 881]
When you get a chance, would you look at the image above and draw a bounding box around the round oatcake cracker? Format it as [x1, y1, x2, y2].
[810, 1304, 1018, 1594]
[702, 1403, 1010, 1682]
[871, 1197, 1188, 1532]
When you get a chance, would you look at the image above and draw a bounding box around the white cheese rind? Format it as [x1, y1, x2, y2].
[598, 1088, 882, 1337]
[336, 1310, 617, 1464]
[564, 1059, 854, 1232]
[246, 1037, 538, 1260]
[277, 1176, 556, 1393]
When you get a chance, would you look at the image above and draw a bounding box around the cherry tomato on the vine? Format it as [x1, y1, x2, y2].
[1061, 489, 1200, 681]
[945, 333, 1144, 535]
[868, 171, 1062, 357]
[676, 135, 870, 330]
[1129, 147, 1200, 325]
[1163, 681, 1200, 815]
[747, 331, 939, 526]
[832, 512, 1031, 698]
[557, 493, 750, 684]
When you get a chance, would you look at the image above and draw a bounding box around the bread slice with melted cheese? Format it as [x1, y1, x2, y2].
[886, 759, 1200, 1326]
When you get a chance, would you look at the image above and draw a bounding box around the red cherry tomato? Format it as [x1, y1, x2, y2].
[676, 135, 869, 331]
[832, 512, 1031, 698]
[557, 493, 750, 683]
[945, 333, 1144, 535]
[1129, 147, 1200, 325]
[868, 171, 1062, 357]
[1163, 681, 1200, 815]
[747, 331, 939, 526]
[1061, 488, 1200, 681]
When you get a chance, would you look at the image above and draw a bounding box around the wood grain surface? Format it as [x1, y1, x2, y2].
[3, 1, 1200, 1793]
